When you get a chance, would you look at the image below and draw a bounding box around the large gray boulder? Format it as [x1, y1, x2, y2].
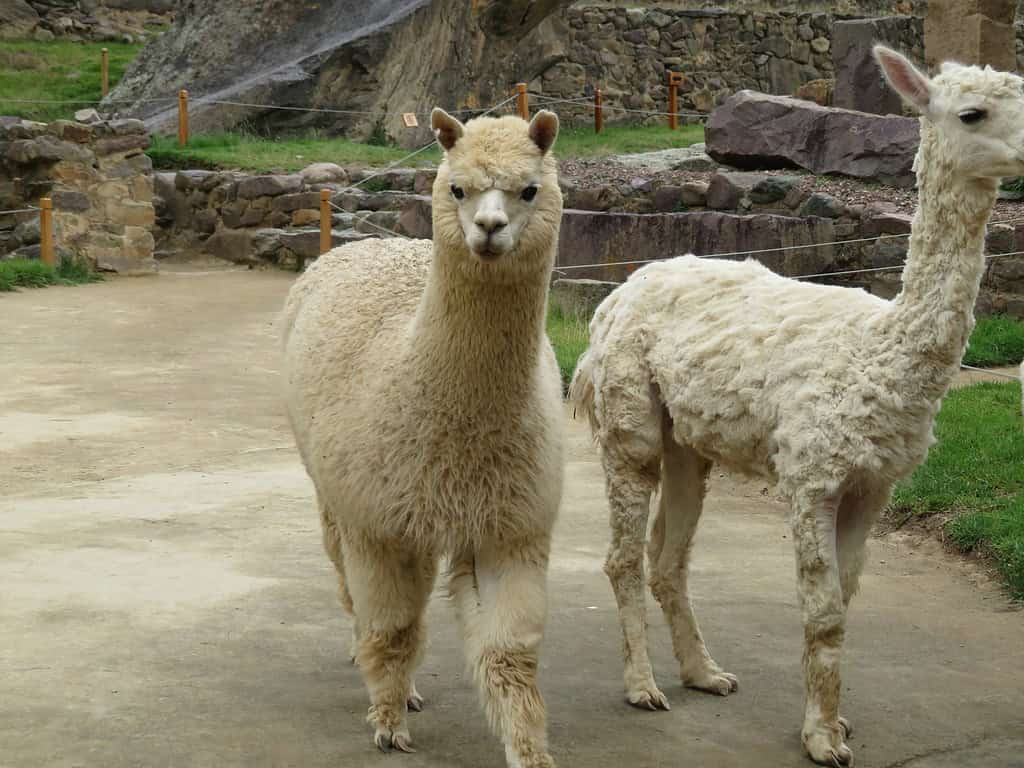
[106, 0, 573, 146]
[705, 90, 920, 188]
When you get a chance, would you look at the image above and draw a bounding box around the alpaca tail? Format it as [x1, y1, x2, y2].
[568, 344, 599, 434]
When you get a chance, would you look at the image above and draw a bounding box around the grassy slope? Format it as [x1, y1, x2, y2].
[0, 40, 144, 123]
[0, 258, 101, 291]
[963, 316, 1024, 367]
[148, 123, 706, 172]
[891, 382, 1024, 599]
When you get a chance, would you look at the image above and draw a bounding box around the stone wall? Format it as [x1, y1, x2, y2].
[152, 165, 433, 268]
[0, 0, 170, 42]
[0, 117, 156, 274]
[152, 162, 1024, 317]
[539, 6, 924, 122]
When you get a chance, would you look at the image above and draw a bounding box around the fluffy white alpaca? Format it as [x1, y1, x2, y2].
[570, 47, 1024, 766]
[281, 109, 564, 768]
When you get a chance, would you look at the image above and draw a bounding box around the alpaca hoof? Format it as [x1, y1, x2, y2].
[803, 725, 853, 767]
[375, 727, 415, 754]
[407, 688, 424, 713]
[684, 668, 739, 696]
[626, 686, 670, 711]
[505, 744, 556, 768]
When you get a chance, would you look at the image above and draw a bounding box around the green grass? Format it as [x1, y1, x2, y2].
[148, 132, 444, 172]
[555, 122, 704, 157]
[148, 123, 705, 173]
[0, 257, 102, 292]
[891, 382, 1024, 599]
[0, 40, 145, 124]
[546, 304, 590, 389]
[963, 316, 1024, 368]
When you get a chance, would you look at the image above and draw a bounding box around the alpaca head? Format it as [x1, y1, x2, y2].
[430, 108, 561, 280]
[875, 45, 1024, 179]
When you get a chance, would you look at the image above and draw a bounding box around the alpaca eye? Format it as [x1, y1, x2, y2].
[450, 184, 464, 200]
[959, 109, 987, 125]
[521, 185, 538, 202]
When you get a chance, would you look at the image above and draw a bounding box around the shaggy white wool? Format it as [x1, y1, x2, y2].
[281, 110, 564, 768]
[571, 47, 1024, 768]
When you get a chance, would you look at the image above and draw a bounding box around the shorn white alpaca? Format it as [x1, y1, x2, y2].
[571, 47, 1024, 766]
[281, 109, 564, 767]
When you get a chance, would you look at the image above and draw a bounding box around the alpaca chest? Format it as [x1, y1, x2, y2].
[328, 402, 562, 550]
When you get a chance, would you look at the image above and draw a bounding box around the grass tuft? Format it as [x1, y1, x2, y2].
[0, 257, 101, 292]
[963, 316, 1024, 368]
[546, 303, 590, 390]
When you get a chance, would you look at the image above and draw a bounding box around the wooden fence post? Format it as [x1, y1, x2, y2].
[101, 48, 109, 98]
[667, 71, 683, 130]
[177, 89, 189, 147]
[319, 189, 331, 257]
[39, 197, 54, 267]
[594, 88, 603, 134]
[516, 83, 529, 119]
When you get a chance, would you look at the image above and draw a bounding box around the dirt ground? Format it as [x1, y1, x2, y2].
[2, 267, 1022, 768]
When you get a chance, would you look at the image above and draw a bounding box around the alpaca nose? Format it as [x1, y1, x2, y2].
[475, 212, 508, 235]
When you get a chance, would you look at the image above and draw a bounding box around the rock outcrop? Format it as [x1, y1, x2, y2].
[705, 90, 920, 187]
[107, 0, 573, 146]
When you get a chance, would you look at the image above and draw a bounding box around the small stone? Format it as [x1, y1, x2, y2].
[811, 37, 830, 53]
[749, 176, 799, 204]
[299, 162, 346, 185]
[799, 192, 846, 218]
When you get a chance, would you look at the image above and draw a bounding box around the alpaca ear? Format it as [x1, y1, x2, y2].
[431, 108, 465, 151]
[528, 110, 559, 154]
[874, 45, 932, 112]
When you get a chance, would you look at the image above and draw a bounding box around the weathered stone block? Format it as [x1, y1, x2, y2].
[236, 174, 303, 199]
[272, 191, 322, 213]
[291, 209, 320, 227]
[7, 136, 94, 165]
[94, 134, 150, 156]
[926, 0, 1017, 71]
[51, 190, 91, 212]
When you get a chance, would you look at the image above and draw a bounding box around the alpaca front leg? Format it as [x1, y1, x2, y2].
[450, 541, 555, 768]
[603, 460, 666, 710]
[791, 492, 852, 767]
[344, 535, 435, 754]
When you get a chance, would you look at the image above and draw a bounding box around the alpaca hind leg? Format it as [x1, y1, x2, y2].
[791, 490, 852, 767]
[344, 533, 434, 753]
[450, 540, 555, 768]
[648, 437, 737, 696]
[603, 449, 666, 710]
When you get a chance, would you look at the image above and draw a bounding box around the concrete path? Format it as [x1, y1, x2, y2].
[2, 269, 1021, 768]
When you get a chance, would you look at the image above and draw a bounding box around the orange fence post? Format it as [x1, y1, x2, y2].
[667, 71, 683, 130]
[319, 189, 331, 256]
[516, 83, 529, 119]
[177, 89, 189, 147]
[594, 88, 603, 134]
[101, 48, 109, 98]
[39, 197, 54, 267]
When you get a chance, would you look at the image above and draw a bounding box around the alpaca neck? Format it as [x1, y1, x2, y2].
[412, 246, 551, 407]
[885, 121, 997, 401]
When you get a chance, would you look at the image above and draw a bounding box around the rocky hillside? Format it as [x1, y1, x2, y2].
[106, 0, 572, 146]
